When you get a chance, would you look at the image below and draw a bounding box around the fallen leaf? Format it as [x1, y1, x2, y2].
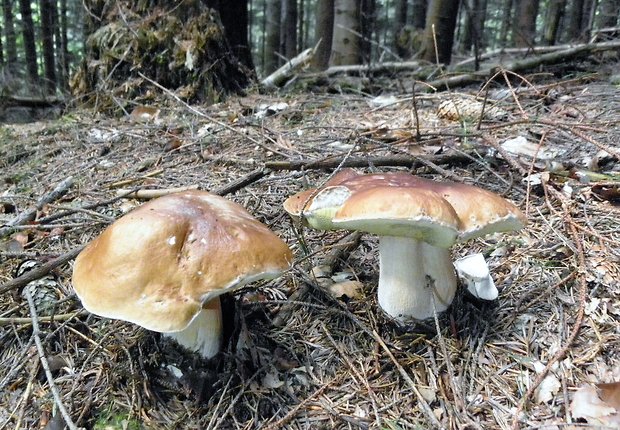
[326, 280, 364, 300]
[129, 106, 160, 122]
[599, 382, 620, 409]
[13, 232, 30, 248]
[262, 368, 284, 389]
[571, 382, 620, 427]
[532, 361, 561, 404]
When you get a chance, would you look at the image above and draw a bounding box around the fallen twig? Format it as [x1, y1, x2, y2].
[263, 151, 485, 171]
[25, 290, 79, 430]
[0, 310, 87, 327]
[0, 176, 74, 239]
[0, 245, 85, 295]
[212, 168, 271, 196]
[115, 185, 199, 199]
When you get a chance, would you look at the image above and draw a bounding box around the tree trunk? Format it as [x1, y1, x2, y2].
[513, 0, 539, 47]
[420, 0, 460, 64]
[57, 0, 69, 89]
[206, 0, 255, 71]
[566, 0, 586, 41]
[40, 0, 57, 94]
[393, 0, 408, 57]
[313, 0, 335, 70]
[19, 0, 39, 84]
[330, 0, 361, 66]
[596, 0, 619, 28]
[0, 23, 3, 65]
[581, 0, 597, 41]
[543, 0, 567, 45]
[360, 0, 375, 63]
[459, 0, 476, 52]
[281, 0, 298, 59]
[412, 0, 428, 30]
[499, 0, 514, 47]
[2, 0, 17, 66]
[298, 0, 305, 52]
[264, 0, 281, 74]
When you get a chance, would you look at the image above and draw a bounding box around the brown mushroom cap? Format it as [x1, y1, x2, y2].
[284, 169, 526, 241]
[332, 186, 461, 247]
[73, 191, 292, 333]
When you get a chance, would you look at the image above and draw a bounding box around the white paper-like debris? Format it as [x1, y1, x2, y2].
[368, 94, 400, 108]
[327, 280, 364, 300]
[327, 140, 354, 151]
[166, 364, 184, 378]
[454, 253, 498, 300]
[196, 123, 215, 138]
[262, 369, 285, 388]
[185, 48, 195, 71]
[98, 160, 115, 169]
[254, 102, 289, 119]
[88, 128, 120, 143]
[522, 173, 543, 186]
[535, 373, 561, 404]
[501, 136, 558, 160]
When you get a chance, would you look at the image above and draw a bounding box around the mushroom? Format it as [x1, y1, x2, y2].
[72, 190, 292, 358]
[283, 169, 525, 321]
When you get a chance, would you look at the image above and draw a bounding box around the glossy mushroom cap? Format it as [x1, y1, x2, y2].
[284, 169, 526, 241]
[73, 190, 292, 334]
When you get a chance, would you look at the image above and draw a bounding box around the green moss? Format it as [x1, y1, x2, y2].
[93, 410, 142, 430]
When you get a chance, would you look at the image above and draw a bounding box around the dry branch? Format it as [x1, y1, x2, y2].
[262, 46, 317, 88]
[263, 151, 485, 171]
[114, 185, 199, 199]
[0, 245, 85, 295]
[0, 176, 74, 239]
[25, 291, 78, 430]
[427, 40, 620, 91]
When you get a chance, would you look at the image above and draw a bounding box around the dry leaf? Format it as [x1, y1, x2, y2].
[326, 280, 363, 300]
[13, 232, 30, 248]
[532, 361, 561, 404]
[571, 382, 620, 427]
[164, 137, 182, 152]
[49, 227, 65, 238]
[262, 369, 284, 389]
[129, 106, 160, 122]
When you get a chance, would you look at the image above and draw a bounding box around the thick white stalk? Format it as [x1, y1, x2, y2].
[377, 236, 457, 321]
[164, 297, 222, 359]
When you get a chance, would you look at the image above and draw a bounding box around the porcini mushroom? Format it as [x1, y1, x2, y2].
[284, 169, 525, 321]
[72, 191, 292, 358]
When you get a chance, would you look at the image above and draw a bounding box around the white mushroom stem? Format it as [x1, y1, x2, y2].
[377, 236, 457, 321]
[163, 297, 222, 359]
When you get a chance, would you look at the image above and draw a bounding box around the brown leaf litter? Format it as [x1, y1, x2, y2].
[0, 69, 619, 429]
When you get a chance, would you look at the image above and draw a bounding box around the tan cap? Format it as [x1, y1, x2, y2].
[285, 169, 526, 241]
[73, 190, 292, 333]
[332, 186, 461, 247]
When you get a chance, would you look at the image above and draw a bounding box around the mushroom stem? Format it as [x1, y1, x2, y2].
[164, 297, 222, 359]
[377, 236, 457, 321]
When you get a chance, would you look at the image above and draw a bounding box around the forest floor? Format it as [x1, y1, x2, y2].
[0, 61, 619, 430]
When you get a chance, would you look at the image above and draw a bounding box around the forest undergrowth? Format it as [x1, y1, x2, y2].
[0, 63, 619, 429]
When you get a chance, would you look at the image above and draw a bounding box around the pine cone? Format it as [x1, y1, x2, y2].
[16, 260, 60, 315]
[437, 97, 507, 122]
